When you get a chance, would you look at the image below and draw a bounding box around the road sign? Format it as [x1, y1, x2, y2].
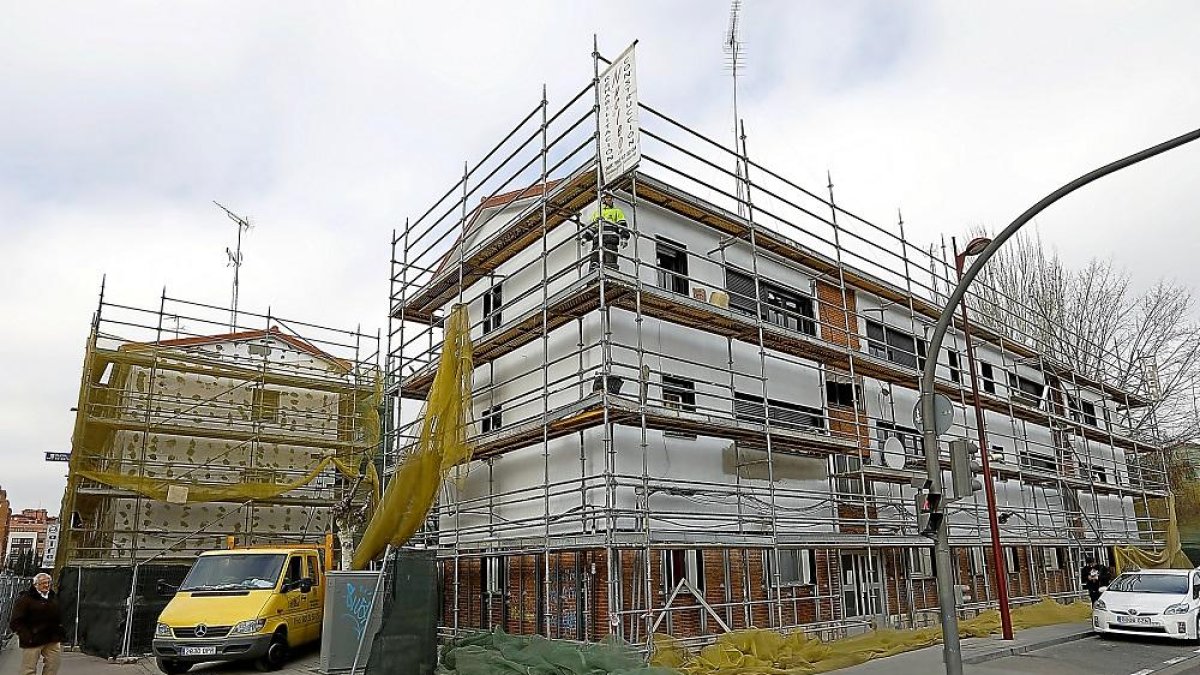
[45, 452, 70, 462]
[913, 393, 955, 437]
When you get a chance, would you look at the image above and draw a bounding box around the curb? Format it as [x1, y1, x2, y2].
[962, 629, 1094, 665]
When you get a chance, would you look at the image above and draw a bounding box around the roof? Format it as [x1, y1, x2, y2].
[121, 326, 350, 371]
[1121, 568, 1194, 575]
[199, 547, 319, 557]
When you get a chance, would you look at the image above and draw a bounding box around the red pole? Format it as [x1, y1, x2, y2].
[954, 237, 1014, 640]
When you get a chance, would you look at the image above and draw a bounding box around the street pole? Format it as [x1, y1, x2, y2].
[921, 124, 1200, 675]
[953, 237, 1013, 640]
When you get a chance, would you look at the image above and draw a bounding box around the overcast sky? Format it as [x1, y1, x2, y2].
[3, 2, 1199, 511]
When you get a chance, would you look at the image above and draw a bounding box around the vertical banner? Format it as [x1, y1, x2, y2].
[42, 523, 60, 566]
[599, 42, 640, 184]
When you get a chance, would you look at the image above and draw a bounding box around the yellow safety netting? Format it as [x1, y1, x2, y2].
[650, 597, 1092, 674]
[1115, 495, 1194, 572]
[352, 304, 474, 569]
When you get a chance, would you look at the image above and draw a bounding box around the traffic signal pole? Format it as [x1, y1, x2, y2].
[954, 237, 1014, 640]
[920, 125, 1200, 675]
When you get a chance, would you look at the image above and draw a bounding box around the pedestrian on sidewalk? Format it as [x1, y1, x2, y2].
[1081, 557, 1112, 603]
[8, 573, 65, 675]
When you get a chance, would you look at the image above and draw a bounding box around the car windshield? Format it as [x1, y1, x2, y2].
[180, 554, 286, 591]
[1107, 573, 1189, 595]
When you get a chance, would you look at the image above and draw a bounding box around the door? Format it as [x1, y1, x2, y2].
[280, 555, 308, 645]
[840, 552, 885, 619]
[304, 554, 324, 643]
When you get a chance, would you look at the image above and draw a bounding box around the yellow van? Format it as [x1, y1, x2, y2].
[151, 545, 328, 674]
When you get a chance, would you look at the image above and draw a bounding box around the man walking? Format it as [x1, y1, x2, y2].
[8, 573, 65, 675]
[1081, 557, 1112, 604]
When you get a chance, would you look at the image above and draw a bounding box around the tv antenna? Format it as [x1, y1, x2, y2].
[725, 0, 748, 217]
[214, 201, 252, 331]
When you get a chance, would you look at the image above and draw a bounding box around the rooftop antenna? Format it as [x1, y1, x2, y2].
[214, 201, 252, 331]
[724, 0, 748, 217]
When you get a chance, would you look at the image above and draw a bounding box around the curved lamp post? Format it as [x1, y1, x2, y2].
[922, 125, 1200, 675]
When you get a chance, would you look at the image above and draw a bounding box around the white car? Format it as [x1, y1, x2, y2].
[1093, 568, 1200, 640]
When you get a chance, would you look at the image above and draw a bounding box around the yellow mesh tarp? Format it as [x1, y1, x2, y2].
[1115, 495, 1194, 572]
[352, 304, 474, 569]
[650, 597, 1092, 674]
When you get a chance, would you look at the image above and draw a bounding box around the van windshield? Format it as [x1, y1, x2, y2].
[180, 554, 287, 591]
[1107, 573, 1189, 595]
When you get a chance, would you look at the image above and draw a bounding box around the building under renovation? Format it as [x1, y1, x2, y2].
[57, 291, 380, 654]
[386, 45, 1171, 647]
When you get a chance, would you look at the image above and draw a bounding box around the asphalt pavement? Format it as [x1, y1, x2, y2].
[975, 634, 1200, 675]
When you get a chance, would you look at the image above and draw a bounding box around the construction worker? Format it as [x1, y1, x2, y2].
[581, 191, 631, 271]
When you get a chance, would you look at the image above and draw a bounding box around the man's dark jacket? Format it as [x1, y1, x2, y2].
[8, 585, 67, 648]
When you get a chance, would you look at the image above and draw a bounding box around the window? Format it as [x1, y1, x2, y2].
[990, 445, 1005, 464]
[734, 392, 825, 432]
[307, 555, 320, 585]
[283, 556, 303, 586]
[662, 376, 697, 412]
[483, 556, 505, 595]
[1042, 548, 1060, 571]
[1093, 465, 1109, 484]
[664, 550, 704, 592]
[968, 547, 986, 576]
[947, 350, 961, 384]
[1018, 447, 1057, 473]
[833, 453, 866, 497]
[1007, 372, 1045, 402]
[656, 238, 689, 295]
[876, 421, 924, 467]
[909, 548, 934, 578]
[1004, 547, 1021, 574]
[481, 404, 503, 433]
[482, 282, 503, 333]
[825, 379, 861, 408]
[1080, 401, 1098, 427]
[777, 549, 816, 586]
[865, 320, 926, 370]
[252, 388, 281, 423]
[726, 269, 816, 336]
[979, 362, 996, 394]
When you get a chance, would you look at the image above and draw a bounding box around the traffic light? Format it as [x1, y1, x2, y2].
[915, 491, 943, 536]
[949, 439, 984, 499]
[953, 584, 972, 607]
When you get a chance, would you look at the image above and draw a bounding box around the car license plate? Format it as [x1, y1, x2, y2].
[1116, 615, 1152, 624]
[180, 646, 217, 656]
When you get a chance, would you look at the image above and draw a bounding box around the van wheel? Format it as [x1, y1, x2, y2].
[156, 658, 192, 674]
[255, 633, 288, 672]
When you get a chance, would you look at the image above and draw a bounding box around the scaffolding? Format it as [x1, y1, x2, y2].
[385, 46, 1172, 648]
[58, 287, 382, 567]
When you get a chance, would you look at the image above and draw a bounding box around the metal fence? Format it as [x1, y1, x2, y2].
[1, 575, 33, 650]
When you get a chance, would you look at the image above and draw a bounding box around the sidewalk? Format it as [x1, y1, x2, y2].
[827, 622, 1093, 674]
[1, 636, 321, 675]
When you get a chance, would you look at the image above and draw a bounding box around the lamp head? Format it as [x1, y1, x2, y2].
[963, 237, 992, 257]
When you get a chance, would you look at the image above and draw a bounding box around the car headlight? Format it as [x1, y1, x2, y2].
[1164, 602, 1191, 615]
[231, 619, 266, 635]
[155, 623, 172, 638]
[1093, 599, 1106, 611]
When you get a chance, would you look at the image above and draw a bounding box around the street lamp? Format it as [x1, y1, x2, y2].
[953, 235, 1014, 641]
[920, 124, 1200, 675]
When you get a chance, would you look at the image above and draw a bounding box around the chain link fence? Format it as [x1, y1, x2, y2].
[1, 574, 34, 650]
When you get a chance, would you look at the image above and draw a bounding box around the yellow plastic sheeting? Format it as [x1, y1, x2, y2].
[77, 456, 379, 504]
[1115, 495, 1194, 573]
[352, 304, 473, 569]
[650, 598, 1092, 674]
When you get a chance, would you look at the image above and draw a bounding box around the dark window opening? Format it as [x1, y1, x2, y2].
[865, 320, 926, 370]
[726, 269, 816, 336]
[734, 392, 825, 432]
[481, 404, 503, 433]
[664, 550, 704, 592]
[252, 388, 282, 423]
[777, 549, 816, 586]
[1007, 372, 1045, 401]
[661, 376, 697, 412]
[825, 380, 861, 408]
[947, 350, 961, 384]
[482, 556, 505, 595]
[1018, 447, 1057, 473]
[656, 238, 689, 295]
[980, 362, 996, 394]
[482, 283, 503, 333]
[1081, 400, 1097, 426]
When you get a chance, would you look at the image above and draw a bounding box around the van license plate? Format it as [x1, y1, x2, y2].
[1116, 615, 1152, 624]
[181, 647, 217, 656]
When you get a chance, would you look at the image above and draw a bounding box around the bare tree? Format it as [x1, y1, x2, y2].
[962, 227, 1200, 445]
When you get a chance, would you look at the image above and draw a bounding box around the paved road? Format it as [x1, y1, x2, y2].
[974, 634, 1200, 675]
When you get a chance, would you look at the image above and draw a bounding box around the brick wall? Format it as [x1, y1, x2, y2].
[815, 281, 860, 350]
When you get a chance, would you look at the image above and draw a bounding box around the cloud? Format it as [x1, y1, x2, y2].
[2, 2, 1198, 511]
